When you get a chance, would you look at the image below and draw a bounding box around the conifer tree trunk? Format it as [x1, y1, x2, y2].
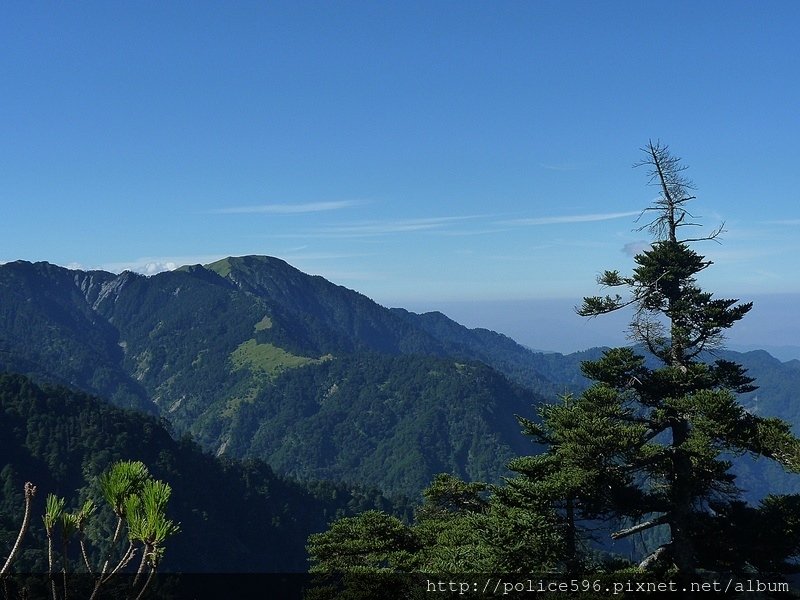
[669, 418, 694, 572]
[564, 495, 578, 573]
[663, 199, 695, 572]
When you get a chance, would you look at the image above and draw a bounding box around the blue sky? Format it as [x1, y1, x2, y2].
[2, 2, 799, 352]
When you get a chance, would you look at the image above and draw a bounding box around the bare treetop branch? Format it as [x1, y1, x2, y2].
[631, 140, 724, 244]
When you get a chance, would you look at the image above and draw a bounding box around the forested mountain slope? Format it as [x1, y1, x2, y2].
[220, 354, 539, 494]
[0, 258, 548, 497]
[0, 373, 397, 572]
[2, 257, 798, 500]
[0, 262, 154, 413]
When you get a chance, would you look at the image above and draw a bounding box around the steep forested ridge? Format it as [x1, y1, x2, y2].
[2, 257, 800, 502]
[0, 373, 399, 572]
[0, 257, 553, 498]
[223, 354, 538, 495]
[0, 262, 154, 413]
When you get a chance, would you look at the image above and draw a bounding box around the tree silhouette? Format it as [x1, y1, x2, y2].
[574, 140, 800, 573]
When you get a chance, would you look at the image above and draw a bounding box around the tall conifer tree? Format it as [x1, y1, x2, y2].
[306, 142, 800, 580]
[572, 141, 800, 572]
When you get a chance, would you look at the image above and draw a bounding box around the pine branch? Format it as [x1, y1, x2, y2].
[611, 514, 669, 540]
[680, 222, 726, 244]
[133, 566, 156, 600]
[638, 543, 671, 570]
[79, 536, 94, 575]
[0, 482, 36, 577]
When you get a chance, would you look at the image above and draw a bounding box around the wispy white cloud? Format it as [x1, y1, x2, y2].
[99, 254, 229, 274]
[498, 210, 640, 226]
[437, 227, 512, 237]
[99, 251, 372, 276]
[209, 200, 363, 215]
[141, 261, 178, 275]
[309, 215, 486, 237]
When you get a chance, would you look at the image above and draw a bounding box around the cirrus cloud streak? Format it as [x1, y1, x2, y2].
[498, 210, 640, 226]
[210, 200, 364, 214]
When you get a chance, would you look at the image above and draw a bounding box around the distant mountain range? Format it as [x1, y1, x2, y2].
[728, 344, 800, 363]
[0, 257, 551, 498]
[2, 256, 799, 503]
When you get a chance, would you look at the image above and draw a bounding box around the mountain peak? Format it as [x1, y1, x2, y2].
[204, 255, 295, 278]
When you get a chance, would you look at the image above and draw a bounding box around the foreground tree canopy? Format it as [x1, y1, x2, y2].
[570, 141, 800, 573]
[1, 461, 179, 600]
[307, 142, 800, 581]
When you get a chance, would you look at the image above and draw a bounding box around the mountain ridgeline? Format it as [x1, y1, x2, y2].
[2, 256, 799, 502]
[0, 256, 549, 497]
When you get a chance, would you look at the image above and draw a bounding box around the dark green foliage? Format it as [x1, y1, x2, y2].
[225, 354, 537, 496]
[307, 511, 420, 573]
[302, 143, 800, 580]
[307, 473, 563, 576]
[508, 390, 647, 571]
[520, 346, 800, 504]
[5, 227, 800, 582]
[0, 257, 549, 498]
[415, 474, 563, 573]
[4, 253, 798, 507]
[570, 142, 800, 574]
[689, 495, 800, 573]
[389, 308, 555, 391]
[0, 374, 401, 573]
[0, 262, 153, 413]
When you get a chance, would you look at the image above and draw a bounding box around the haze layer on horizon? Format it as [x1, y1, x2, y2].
[403, 294, 800, 361]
